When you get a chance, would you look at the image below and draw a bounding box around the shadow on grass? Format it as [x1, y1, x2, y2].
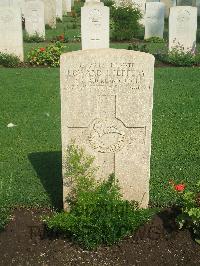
[28, 151, 63, 210]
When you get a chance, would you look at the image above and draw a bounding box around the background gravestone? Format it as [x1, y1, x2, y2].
[81, 0, 109, 50]
[0, 7, 23, 61]
[169, 6, 197, 52]
[42, 0, 56, 28]
[160, 0, 176, 17]
[61, 49, 155, 209]
[132, 0, 146, 25]
[25, 0, 45, 38]
[56, 0, 63, 21]
[145, 2, 165, 39]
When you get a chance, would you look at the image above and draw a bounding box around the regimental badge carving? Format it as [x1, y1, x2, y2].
[88, 118, 128, 153]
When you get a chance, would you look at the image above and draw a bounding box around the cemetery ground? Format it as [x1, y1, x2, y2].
[1, 3, 200, 264]
[0, 67, 200, 265]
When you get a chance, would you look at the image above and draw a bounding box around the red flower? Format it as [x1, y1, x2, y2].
[59, 34, 64, 41]
[40, 47, 45, 52]
[174, 184, 185, 192]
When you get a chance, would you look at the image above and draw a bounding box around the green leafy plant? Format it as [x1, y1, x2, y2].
[157, 45, 196, 67]
[111, 5, 142, 41]
[56, 17, 62, 23]
[176, 181, 200, 244]
[0, 52, 21, 67]
[45, 142, 155, 249]
[0, 207, 10, 231]
[127, 42, 149, 53]
[27, 42, 64, 67]
[145, 37, 165, 43]
[23, 32, 45, 43]
[45, 24, 52, 30]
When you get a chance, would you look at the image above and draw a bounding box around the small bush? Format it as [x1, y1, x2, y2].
[145, 37, 165, 43]
[24, 32, 45, 43]
[45, 142, 155, 249]
[127, 43, 149, 53]
[176, 181, 200, 244]
[0, 53, 21, 67]
[56, 17, 62, 23]
[111, 5, 142, 41]
[27, 42, 64, 67]
[0, 207, 10, 231]
[156, 45, 199, 67]
[45, 24, 52, 30]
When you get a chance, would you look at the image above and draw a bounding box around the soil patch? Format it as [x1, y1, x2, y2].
[0, 208, 200, 266]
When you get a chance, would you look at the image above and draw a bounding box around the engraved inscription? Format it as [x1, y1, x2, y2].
[63, 62, 146, 93]
[88, 118, 128, 153]
[0, 12, 13, 23]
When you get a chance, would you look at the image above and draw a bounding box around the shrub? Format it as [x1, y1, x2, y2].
[56, 17, 62, 23]
[145, 37, 165, 43]
[24, 32, 45, 43]
[111, 5, 142, 41]
[127, 43, 149, 53]
[167, 47, 196, 67]
[0, 207, 10, 231]
[45, 24, 52, 30]
[176, 181, 200, 244]
[156, 45, 198, 67]
[45, 142, 155, 249]
[27, 42, 64, 67]
[0, 52, 21, 67]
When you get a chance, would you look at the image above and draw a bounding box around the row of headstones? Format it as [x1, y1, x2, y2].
[0, 0, 74, 35]
[0, 0, 75, 61]
[115, 0, 200, 18]
[82, 1, 197, 54]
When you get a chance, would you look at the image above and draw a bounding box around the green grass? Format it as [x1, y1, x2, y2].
[0, 67, 200, 211]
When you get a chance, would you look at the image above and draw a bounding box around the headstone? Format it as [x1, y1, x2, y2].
[81, 0, 109, 50]
[42, 0, 56, 28]
[145, 2, 165, 39]
[160, 0, 176, 17]
[0, 7, 23, 60]
[169, 6, 197, 52]
[56, 0, 63, 20]
[66, 0, 72, 12]
[25, 0, 45, 38]
[196, 0, 200, 15]
[61, 49, 155, 209]
[132, 0, 146, 25]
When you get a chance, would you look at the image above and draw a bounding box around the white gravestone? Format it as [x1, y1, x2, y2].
[132, 0, 146, 25]
[196, 0, 200, 16]
[25, 0, 45, 38]
[0, 7, 23, 61]
[43, 0, 56, 28]
[56, 0, 63, 20]
[169, 6, 197, 53]
[81, 0, 109, 50]
[66, 0, 72, 12]
[145, 2, 165, 39]
[160, 0, 176, 17]
[61, 49, 155, 209]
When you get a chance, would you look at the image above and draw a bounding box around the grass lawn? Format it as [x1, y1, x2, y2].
[0, 67, 200, 211]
